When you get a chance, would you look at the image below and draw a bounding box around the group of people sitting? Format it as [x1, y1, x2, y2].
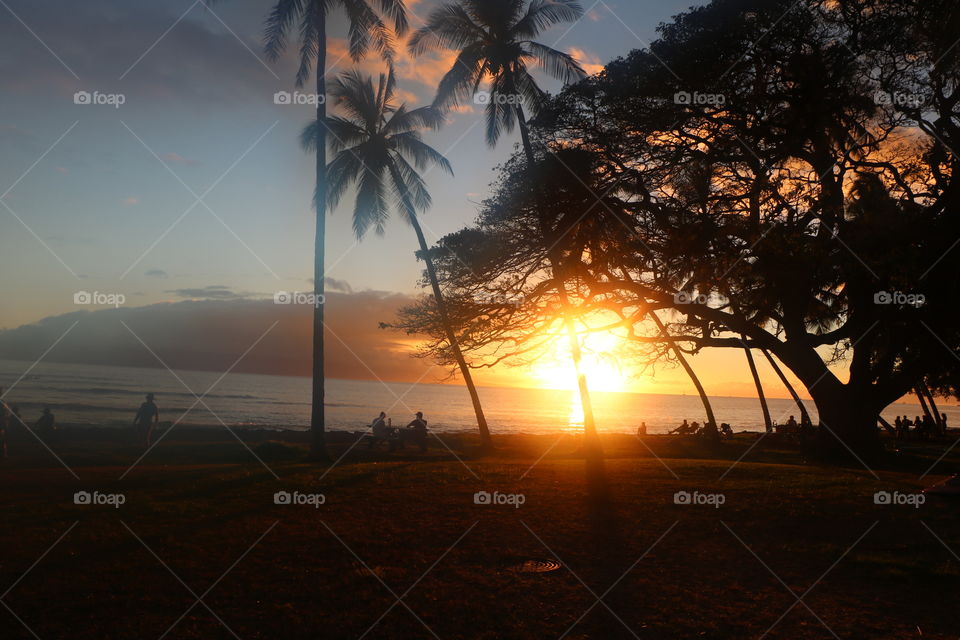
[895, 413, 947, 440]
[0, 386, 58, 459]
[368, 411, 430, 452]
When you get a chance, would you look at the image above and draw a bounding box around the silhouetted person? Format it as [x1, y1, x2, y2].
[786, 415, 798, 431]
[922, 414, 936, 440]
[913, 415, 923, 439]
[637, 422, 647, 437]
[895, 416, 905, 440]
[368, 411, 396, 451]
[670, 419, 690, 435]
[720, 423, 733, 437]
[405, 411, 428, 452]
[34, 407, 56, 432]
[942, 413, 949, 436]
[134, 393, 159, 447]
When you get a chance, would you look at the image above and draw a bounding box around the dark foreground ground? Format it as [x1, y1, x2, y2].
[1, 427, 958, 639]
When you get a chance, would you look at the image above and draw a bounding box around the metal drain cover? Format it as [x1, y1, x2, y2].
[512, 559, 562, 573]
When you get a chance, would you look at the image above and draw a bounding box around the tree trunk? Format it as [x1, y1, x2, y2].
[742, 339, 772, 432]
[515, 106, 599, 450]
[810, 387, 882, 455]
[761, 349, 811, 426]
[916, 386, 934, 423]
[400, 188, 492, 449]
[310, 15, 328, 459]
[649, 312, 717, 434]
[922, 383, 944, 432]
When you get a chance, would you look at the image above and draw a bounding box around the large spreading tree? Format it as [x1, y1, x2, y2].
[393, 0, 960, 455]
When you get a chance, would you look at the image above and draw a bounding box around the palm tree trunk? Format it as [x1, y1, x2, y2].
[515, 106, 599, 447]
[922, 383, 944, 432]
[398, 187, 492, 449]
[761, 349, 811, 425]
[916, 385, 934, 423]
[742, 339, 772, 432]
[310, 13, 328, 458]
[649, 312, 717, 433]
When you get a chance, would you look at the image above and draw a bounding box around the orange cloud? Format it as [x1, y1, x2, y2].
[568, 47, 605, 76]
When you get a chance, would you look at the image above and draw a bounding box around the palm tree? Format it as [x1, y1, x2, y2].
[408, 0, 599, 444]
[262, 0, 408, 458]
[302, 69, 493, 448]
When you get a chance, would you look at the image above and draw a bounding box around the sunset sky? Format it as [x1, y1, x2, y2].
[0, 0, 834, 399]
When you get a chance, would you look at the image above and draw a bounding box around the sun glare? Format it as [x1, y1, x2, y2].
[529, 328, 632, 394]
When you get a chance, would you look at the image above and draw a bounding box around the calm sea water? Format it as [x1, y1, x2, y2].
[0, 359, 952, 434]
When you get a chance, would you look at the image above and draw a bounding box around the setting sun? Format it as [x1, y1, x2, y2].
[529, 329, 633, 394]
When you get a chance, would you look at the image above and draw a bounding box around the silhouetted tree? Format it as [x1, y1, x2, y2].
[408, 0, 603, 447]
[307, 69, 493, 448]
[261, 0, 407, 457]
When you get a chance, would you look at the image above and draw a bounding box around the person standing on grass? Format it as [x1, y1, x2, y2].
[134, 393, 159, 447]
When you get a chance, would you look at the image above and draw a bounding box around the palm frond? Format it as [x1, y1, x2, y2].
[408, 3, 486, 56]
[511, 0, 583, 39]
[433, 44, 487, 110]
[391, 132, 454, 175]
[264, 0, 307, 61]
[295, 6, 321, 87]
[523, 41, 586, 84]
[326, 148, 366, 209]
[353, 162, 391, 237]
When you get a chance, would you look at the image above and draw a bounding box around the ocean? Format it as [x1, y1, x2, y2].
[0, 359, 952, 434]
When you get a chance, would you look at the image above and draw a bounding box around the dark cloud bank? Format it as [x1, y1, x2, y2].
[0, 291, 434, 382]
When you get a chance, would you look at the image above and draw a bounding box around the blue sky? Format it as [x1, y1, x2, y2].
[0, 0, 698, 328]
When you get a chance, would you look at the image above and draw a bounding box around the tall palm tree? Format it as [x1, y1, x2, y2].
[302, 69, 493, 448]
[408, 0, 599, 444]
[262, 0, 408, 458]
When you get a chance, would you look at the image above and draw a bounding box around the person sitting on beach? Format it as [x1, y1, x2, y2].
[785, 415, 799, 431]
[670, 419, 690, 435]
[637, 422, 647, 437]
[134, 393, 159, 447]
[34, 407, 56, 432]
[404, 411, 429, 452]
[720, 423, 733, 437]
[368, 411, 396, 451]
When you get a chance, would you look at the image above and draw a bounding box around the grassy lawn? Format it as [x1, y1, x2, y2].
[1, 430, 958, 639]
